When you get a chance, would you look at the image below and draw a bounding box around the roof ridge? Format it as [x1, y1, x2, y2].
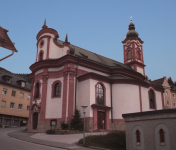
[152, 77, 164, 82]
[57, 39, 126, 66]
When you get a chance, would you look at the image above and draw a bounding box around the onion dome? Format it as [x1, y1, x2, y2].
[126, 22, 139, 38]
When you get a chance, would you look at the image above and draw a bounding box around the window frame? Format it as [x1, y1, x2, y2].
[38, 50, 44, 61]
[18, 104, 23, 110]
[2, 88, 8, 95]
[21, 81, 26, 87]
[34, 81, 41, 100]
[1, 100, 6, 107]
[127, 50, 131, 60]
[172, 93, 175, 98]
[10, 102, 15, 109]
[51, 80, 62, 98]
[167, 100, 169, 106]
[95, 82, 106, 106]
[166, 91, 168, 96]
[11, 90, 16, 97]
[27, 94, 31, 100]
[19, 92, 24, 99]
[136, 130, 141, 145]
[148, 88, 156, 109]
[27, 106, 30, 111]
[159, 129, 165, 145]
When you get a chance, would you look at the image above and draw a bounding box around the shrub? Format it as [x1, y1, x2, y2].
[78, 130, 126, 150]
[46, 129, 55, 134]
[70, 109, 83, 130]
[61, 121, 69, 130]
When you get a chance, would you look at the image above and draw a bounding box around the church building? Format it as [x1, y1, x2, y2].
[27, 20, 164, 132]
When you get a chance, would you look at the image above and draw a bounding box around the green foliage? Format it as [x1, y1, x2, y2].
[70, 109, 83, 130]
[168, 77, 174, 86]
[61, 121, 69, 130]
[78, 130, 126, 150]
[46, 129, 56, 134]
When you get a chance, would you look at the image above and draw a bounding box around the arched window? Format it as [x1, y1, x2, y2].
[39, 51, 43, 61]
[149, 90, 155, 109]
[35, 82, 40, 99]
[136, 130, 140, 144]
[96, 83, 104, 105]
[159, 129, 165, 143]
[54, 83, 60, 97]
[137, 51, 141, 60]
[128, 50, 131, 60]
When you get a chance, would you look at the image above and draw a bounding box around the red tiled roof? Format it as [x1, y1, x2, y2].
[0, 26, 17, 52]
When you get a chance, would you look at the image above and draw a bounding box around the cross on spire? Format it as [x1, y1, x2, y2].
[130, 16, 132, 22]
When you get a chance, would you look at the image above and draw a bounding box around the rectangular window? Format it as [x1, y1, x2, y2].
[1, 100, 6, 107]
[21, 82, 25, 87]
[27, 106, 30, 111]
[172, 93, 175, 98]
[19, 92, 24, 99]
[11, 90, 16, 97]
[10, 102, 15, 108]
[27, 95, 31, 100]
[174, 103, 176, 107]
[2, 88, 8, 95]
[18, 104, 23, 110]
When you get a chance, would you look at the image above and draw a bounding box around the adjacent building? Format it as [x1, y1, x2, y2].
[0, 67, 31, 127]
[152, 76, 176, 109]
[27, 20, 164, 132]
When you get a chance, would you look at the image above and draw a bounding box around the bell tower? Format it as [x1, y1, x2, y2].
[122, 18, 145, 76]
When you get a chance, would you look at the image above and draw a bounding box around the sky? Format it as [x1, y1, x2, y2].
[1, 0, 176, 81]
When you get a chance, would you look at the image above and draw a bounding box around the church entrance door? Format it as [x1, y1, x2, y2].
[33, 112, 38, 129]
[97, 111, 105, 129]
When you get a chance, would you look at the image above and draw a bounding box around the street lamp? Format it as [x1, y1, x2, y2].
[81, 105, 88, 145]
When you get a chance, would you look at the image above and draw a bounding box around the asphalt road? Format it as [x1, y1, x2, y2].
[0, 127, 65, 150]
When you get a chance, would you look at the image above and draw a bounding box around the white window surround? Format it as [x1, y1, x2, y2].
[19, 92, 24, 99]
[172, 93, 175, 98]
[1, 100, 6, 107]
[10, 102, 15, 109]
[18, 104, 23, 110]
[21, 81, 25, 87]
[166, 91, 168, 96]
[27, 95, 31, 100]
[2, 88, 8, 95]
[27, 106, 30, 111]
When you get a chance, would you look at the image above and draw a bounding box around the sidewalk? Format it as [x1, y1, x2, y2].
[7, 128, 109, 150]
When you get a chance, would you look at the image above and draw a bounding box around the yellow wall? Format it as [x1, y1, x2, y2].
[0, 83, 31, 118]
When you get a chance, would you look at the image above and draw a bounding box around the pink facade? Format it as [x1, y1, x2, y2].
[27, 21, 164, 132]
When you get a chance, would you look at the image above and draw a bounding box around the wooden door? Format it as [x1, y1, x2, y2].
[97, 111, 105, 129]
[33, 112, 38, 129]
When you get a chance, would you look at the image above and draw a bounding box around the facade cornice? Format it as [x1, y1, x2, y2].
[29, 55, 145, 81]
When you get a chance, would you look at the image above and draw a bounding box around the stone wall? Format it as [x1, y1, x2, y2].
[110, 122, 125, 131]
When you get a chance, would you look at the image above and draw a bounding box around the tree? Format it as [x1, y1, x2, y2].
[168, 77, 174, 86]
[70, 109, 83, 130]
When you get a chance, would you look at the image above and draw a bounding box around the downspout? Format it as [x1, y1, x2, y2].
[110, 80, 113, 130]
[74, 58, 80, 110]
[0, 50, 14, 61]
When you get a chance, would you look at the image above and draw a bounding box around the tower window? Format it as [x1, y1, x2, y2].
[137, 51, 141, 60]
[127, 50, 131, 60]
[39, 51, 43, 61]
[51, 80, 62, 98]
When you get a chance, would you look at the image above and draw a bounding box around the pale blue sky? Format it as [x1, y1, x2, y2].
[1, 0, 176, 81]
